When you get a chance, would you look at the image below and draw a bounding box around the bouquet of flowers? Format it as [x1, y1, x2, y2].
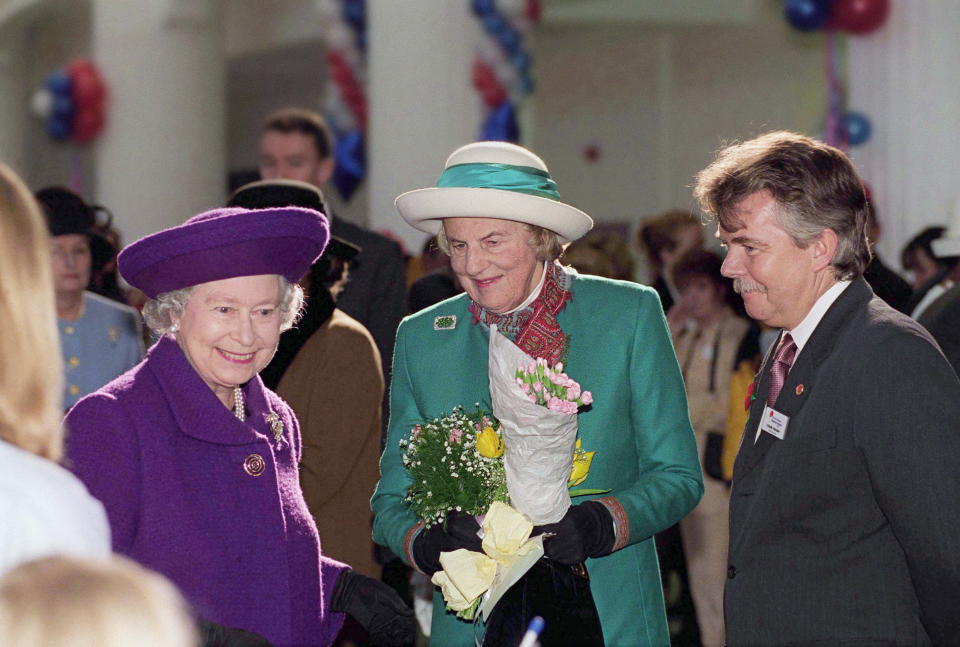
[488, 326, 596, 524]
[401, 406, 509, 527]
[515, 357, 593, 413]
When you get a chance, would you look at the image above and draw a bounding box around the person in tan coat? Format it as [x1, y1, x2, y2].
[668, 248, 751, 647]
[229, 180, 382, 580]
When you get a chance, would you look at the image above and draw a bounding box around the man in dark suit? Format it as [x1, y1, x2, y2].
[694, 131, 960, 645]
[258, 108, 406, 377]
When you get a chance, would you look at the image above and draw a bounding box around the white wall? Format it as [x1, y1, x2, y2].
[533, 2, 825, 240]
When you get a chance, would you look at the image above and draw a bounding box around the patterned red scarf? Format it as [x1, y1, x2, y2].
[470, 261, 572, 365]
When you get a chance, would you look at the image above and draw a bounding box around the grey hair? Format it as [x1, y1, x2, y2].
[141, 276, 304, 337]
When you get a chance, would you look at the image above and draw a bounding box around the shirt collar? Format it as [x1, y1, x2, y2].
[501, 261, 549, 315]
[787, 279, 851, 353]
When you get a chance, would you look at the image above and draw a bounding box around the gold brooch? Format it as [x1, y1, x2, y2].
[266, 412, 284, 445]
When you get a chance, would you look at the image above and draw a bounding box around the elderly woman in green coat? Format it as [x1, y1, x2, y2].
[371, 141, 702, 646]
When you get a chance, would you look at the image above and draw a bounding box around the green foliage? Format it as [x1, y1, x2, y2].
[401, 406, 508, 527]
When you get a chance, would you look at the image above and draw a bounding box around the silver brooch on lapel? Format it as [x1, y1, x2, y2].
[434, 315, 457, 330]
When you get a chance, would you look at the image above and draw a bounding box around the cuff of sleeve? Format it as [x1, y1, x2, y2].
[594, 496, 630, 552]
[403, 521, 425, 574]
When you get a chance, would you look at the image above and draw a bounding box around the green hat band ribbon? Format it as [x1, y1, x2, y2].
[437, 163, 560, 201]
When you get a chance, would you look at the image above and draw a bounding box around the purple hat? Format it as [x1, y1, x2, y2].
[118, 206, 329, 298]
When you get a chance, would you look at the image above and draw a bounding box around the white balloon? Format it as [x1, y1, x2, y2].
[30, 88, 53, 120]
[498, 0, 526, 19]
[325, 23, 353, 50]
[476, 36, 505, 65]
[494, 61, 517, 86]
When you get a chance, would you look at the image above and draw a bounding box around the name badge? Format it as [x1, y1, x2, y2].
[760, 405, 789, 439]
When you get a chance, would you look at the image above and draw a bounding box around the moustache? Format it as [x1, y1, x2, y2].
[734, 279, 767, 295]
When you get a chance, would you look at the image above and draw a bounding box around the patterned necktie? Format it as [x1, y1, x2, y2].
[767, 333, 797, 406]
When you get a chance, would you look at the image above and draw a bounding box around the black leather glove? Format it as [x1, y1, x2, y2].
[411, 511, 483, 575]
[197, 618, 273, 647]
[330, 570, 416, 647]
[533, 501, 616, 565]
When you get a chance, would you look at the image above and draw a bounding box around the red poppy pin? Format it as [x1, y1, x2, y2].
[744, 381, 757, 411]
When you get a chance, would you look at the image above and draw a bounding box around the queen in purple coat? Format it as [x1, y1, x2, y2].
[64, 207, 414, 647]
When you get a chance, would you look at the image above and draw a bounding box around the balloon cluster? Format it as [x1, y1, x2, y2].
[784, 0, 890, 34]
[318, 0, 367, 200]
[32, 59, 108, 143]
[783, 0, 890, 148]
[471, 0, 542, 142]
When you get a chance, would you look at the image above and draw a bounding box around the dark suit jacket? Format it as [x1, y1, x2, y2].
[726, 278, 960, 646]
[329, 215, 406, 374]
[917, 282, 960, 380]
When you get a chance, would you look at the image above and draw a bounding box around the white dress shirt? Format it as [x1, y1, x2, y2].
[754, 280, 851, 441]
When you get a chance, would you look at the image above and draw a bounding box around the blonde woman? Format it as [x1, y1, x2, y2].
[0, 555, 197, 647]
[0, 164, 110, 576]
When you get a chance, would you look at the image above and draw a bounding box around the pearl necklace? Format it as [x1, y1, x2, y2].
[232, 386, 245, 422]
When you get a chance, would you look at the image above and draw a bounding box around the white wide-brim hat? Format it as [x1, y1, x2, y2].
[931, 195, 960, 258]
[395, 141, 594, 243]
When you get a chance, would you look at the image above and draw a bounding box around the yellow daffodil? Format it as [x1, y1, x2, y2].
[476, 426, 504, 458]
[481, 501, 534, 565]
[568, 437, 595, 488]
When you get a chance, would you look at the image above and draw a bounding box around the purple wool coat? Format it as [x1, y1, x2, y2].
[64, 336, 347, 646]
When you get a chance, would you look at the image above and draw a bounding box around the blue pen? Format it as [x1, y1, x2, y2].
[518, 616, 545, 647]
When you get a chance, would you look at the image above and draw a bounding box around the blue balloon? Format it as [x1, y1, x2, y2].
[480, 101, 519, 143]
[483, 12, 505, 35]
[516, 73, 535, 96]
[840, 111, 872, 146]
[46, 115, 72, 140]
[44, 70, 72, 96]
[784, 0, 832, 31]
[333, 129, 366, 200]
[497, 25, 521, 54]
[342, 0, 365, 30]
[52, 94, 74, 119]
[471, 0, 495, 17]
[510, 50, 531, 74]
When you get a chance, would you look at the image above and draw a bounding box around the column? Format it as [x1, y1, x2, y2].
[367, 1, 482, 253]
[92, 0, 226, 243]
[0, 26, 28, 173]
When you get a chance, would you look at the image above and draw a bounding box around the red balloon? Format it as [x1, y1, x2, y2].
[72, 72, 104, 107]
[67, 58, 96, 77]
[481, 82, 506, 108]
[72, 109, 102, 143]
[831, 0, 890, 34]
[525, 0, 542, 23]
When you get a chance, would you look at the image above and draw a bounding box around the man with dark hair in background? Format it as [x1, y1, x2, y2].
[259, 108, 406, 391]
[695, 131, 960, 646]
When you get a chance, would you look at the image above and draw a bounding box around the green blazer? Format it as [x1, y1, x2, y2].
[372, 273, 702, 646]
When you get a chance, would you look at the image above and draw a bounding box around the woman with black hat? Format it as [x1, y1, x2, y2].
[63, 205, 415, 646]
[35, 187, 144, 411]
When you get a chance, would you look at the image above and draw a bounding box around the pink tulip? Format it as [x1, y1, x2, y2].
[581, 391, 593, 405]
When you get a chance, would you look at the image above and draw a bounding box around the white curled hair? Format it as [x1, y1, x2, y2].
[141, 276, 304, 337]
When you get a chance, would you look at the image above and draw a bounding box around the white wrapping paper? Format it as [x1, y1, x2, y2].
[488, 325, 577, 524]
